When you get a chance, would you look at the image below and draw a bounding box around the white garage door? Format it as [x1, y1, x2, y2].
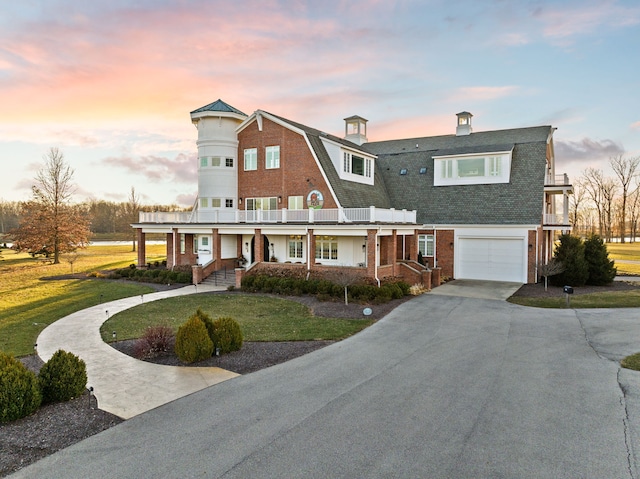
[457, 237, 525, 282]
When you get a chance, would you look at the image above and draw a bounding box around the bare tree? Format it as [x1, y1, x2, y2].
[322, 268, 364, 305]
[610, 154, 640, 243]
[538, 259, 565, 291]
[11, 148, 90, 263]
[629, 185, 640, 242]
[126, 187, 141, 252]
[582, 168, 618, 241]
[569, 180, 588, 235]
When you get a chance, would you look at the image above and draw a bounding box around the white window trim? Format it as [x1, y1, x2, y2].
[244, 148, 257, 171]
[266, 145, 280, 169]
[433, 150, 512, 186]
[418, 234, 435, 257]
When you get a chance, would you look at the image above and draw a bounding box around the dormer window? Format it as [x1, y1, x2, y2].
[433, 150, 512, 186]
[343, 152, 372, 178]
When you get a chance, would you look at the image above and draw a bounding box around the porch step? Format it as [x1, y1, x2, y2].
[201, 269, 236, 288]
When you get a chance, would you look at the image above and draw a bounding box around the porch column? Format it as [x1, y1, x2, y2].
[307, 229, 316, 271]
[390, 230, 398, 276]
[366, 229, 377, 279]
[212, 228, 220, 261]
[255, 229, 264, 263]
[408, 233, 418, 262]
[172, 228, 180, 266]
[136, 229, 146, 267]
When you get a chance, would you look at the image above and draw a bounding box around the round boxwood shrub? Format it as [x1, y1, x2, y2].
[0, 352, 42, 422]
[211, 317, 243, 354]
[175, 315, 213, 363]
[38, 349, 87, 404]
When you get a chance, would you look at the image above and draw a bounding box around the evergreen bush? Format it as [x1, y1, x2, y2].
[38, 349, 87, 404]
[584, 234, 617, 285]
[0, 352, 41, 422]
[549, 234, 589, 287]
[174, 316, 213, 363]
[211, 317, 243, 354]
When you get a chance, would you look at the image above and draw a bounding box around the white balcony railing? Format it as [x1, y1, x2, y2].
[545, 173, 571, 186]
[139, 206, 417, 225]
[544, 213, 570, 225]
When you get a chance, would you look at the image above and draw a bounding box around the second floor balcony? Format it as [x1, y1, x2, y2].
[139, 206, 417, 225]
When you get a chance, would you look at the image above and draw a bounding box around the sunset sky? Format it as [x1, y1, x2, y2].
[1, 0, 639, 206]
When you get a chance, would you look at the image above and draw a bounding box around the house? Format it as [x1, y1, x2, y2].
[132, 99, 572, 286]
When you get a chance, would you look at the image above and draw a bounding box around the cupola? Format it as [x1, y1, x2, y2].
[344, 115, 368, 145]
[456, 111, 473, 136]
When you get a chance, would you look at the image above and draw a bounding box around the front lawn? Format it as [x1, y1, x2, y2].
[101, 294, 374, 342]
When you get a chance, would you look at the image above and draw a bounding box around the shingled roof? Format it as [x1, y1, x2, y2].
[191, 99, 247, 116]
[364, 126, 552, 225]
[265, 112, 392, 209]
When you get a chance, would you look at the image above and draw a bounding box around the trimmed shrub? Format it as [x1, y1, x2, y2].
[134, 325, 174, 359]
[211, 317, 243, 354]
[175, 316, 213, 363]
[38, 349, 87, 404]
[191, 308, 215, 343]
[0, 352, 41, 422]
[584, 234, 617, 285]
[550, 234, 589, 287]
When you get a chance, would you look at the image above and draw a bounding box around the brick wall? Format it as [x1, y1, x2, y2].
[435, 229, 454, 279]
[237, 117, 337, 208]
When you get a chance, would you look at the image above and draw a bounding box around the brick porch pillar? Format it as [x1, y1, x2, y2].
[136, 229, 146, 267]
[366, 229, 377, 280]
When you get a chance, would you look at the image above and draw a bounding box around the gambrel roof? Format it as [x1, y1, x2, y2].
[259, 112, 392, 209]
[364, 126, 553, 225]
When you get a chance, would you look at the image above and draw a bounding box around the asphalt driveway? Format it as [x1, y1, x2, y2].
[11, 294, 640, 479]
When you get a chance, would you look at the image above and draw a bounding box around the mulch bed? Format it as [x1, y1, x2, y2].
[511, 279, 640, 298]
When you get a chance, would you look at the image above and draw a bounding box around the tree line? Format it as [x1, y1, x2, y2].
[2, 148, 187, 263]
[571, 154, 640, 243]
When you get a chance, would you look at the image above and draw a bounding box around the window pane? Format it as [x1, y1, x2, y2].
[244, 149, 257, 170]
[200, 157, 208, 167]
[211, 198, 221, 207]
[200, 198, 208, 208]
[266, 146, 280, 169]
[225, 199, 233, 208]
[288, 196, 303, 209]
[211, 157, 221, 167]
[458, 158, 485, 177]
[352, 155, 364, 175]
[226, 158, 234, 167]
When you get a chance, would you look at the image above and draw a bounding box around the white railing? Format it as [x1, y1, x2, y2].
[544, 213, 569, 225]
[545, 173, 571, 186]
[139, 207, 417, 225]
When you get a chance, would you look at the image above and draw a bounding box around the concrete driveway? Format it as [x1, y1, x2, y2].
[11, 294, 640, 479]
[429, 278, 523, 300]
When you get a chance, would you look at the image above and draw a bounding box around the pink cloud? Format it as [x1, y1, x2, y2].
[533, 1, 640, 44]
[452, 86, 519, 102]
[631, 121, 640, 131]
[103, 153, 196, 184]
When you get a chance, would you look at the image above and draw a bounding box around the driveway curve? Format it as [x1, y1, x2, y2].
[15, 294, 640, 478]
[35, 284, 238, 419]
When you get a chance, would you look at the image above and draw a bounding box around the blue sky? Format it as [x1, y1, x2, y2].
[0, 0, 638, 206]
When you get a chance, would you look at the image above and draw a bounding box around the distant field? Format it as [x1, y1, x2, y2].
[606, 243, 640, 275]
[0, 244, 166, 356]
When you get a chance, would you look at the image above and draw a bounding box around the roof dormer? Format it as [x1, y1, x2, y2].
[344, 115, 368, 145]
[456, 111, 473, 136]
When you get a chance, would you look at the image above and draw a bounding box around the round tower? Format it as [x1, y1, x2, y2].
[189, 99, 248, 214]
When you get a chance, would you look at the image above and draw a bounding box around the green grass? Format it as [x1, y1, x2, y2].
[621, 352, 640, 371]
[0, 244, 166, 357]
[508, 288, 640, 308]
[607, 243, 640, 261]
[101, 294, 374, 343]
[604, 243, 640, 276]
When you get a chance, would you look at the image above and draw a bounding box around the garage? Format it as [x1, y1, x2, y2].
[457, 237, 526, 283]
